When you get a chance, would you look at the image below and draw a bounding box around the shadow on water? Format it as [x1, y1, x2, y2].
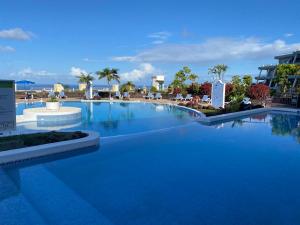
[0, 141, 99, 202]
[0, 167, 21, 201]
[0, 145, 99, 170]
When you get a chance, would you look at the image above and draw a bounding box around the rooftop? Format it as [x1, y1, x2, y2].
[274, 50, 300, 59]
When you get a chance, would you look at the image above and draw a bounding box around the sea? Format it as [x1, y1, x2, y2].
[16, 84, 147, 91]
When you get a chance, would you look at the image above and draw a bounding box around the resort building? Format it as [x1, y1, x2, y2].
[53, 83, 64, 93]
[78, 83, 87, 91]
[111, 84, 119, 92]
[256, 50, 300, 90]
[152, 75, 165, 91]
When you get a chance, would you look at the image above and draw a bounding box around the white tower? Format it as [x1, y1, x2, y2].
[152, 75, 165, 91]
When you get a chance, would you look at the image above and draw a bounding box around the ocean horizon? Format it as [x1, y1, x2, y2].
[15, 83, 150, 91]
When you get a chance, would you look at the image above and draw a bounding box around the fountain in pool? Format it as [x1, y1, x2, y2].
[17, 101, 82, 130]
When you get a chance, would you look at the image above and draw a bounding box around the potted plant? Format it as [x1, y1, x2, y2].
[46, 97, 60, 110]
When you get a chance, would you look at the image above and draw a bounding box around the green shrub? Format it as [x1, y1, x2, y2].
[0, 131, 87, 151]
[150, 86, 158, 93]
[47, 97, 58, 102]
[225, 101, 241, 113]
[181, 89, 188, 96]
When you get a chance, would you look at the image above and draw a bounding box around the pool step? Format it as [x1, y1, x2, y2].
[0, 169, 47, 225]
[11, 166, 113, 225]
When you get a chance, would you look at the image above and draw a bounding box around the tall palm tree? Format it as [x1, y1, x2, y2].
[120, 81, 135, 93]
[96, 68, 120, 99]
[188, 73, 199, 83]
[77, 72, 94, 99]
[208, 64, 228, 81]
[125, 81, 135, 90]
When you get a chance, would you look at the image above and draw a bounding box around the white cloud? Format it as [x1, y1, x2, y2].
[17, 67, 56, 78]
[121, 63, 155, 81]
[70, 67, 87, 77]
[8, 68, 56, 81]
[0, 45, 15, 52]
[284, 33, 294, 37]
[148, 31, 171, 45]
[82, 58, 104, 62]
[113, 37, 300, 64]
[152, 40, 165, 45]
[112, 56, 137, 62]
[0, 28, 34, 40]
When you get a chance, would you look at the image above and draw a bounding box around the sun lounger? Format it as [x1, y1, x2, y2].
[154, 93, 162, 99]
[184, 94, 192, 101]
[202, 95, 211, 103]
[242, 97, 251, 105]
[48, 91, 55, 98]
[123, 92, 130, 99]
[115, 91, 122, 99]
[25, 92, 35, 100]
[144, 92, 154, 99]
[173, 94, 183, 101]
[58, 91, 66, 99]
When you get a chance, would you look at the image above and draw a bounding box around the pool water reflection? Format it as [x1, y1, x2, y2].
[17, 101, 197, 136]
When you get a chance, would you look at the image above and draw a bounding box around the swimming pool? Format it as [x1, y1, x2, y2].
[1, 102, 300, 225]
[16, 101, 197, 136]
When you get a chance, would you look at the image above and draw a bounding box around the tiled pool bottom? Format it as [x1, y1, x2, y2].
[1, 113, 300, 225]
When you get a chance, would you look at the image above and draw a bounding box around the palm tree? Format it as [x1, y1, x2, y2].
[208, 64, 228, 81]
[120, 81, 136, 93]
[96, 68, 120, 99]
[126, 81, 135, 90]
[77, 72, 94, 99]
[188, 73, 198, 83]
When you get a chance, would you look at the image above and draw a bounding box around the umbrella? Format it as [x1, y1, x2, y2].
[16, 80, 35, 91]
[16, 80, 35, 85]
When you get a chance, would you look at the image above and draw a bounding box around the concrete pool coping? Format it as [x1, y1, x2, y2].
[0, 131, 100, 165]
[197, 107, 300, 125]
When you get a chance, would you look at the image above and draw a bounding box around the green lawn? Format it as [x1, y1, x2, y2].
[200, 109, 223, 117]
[0, 131, 87, 151]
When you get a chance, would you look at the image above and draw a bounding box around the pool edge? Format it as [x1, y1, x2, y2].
[0, 131, 100, 165]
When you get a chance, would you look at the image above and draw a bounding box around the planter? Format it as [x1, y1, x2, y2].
[46, 102, 60, 110]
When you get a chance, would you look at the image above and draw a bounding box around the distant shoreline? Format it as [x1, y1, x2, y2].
[15, 84, 149, 91]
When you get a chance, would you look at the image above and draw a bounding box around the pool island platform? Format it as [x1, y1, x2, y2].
[17, 106, 82, 123]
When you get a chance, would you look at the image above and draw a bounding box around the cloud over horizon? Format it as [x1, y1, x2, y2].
[70, 67, 88, 77]
[9, 67, 56, 81]
[121, 63, 155, 81]
[113, 37, 300, 64]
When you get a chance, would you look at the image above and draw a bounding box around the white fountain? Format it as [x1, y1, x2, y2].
[17, 99, 82, 125]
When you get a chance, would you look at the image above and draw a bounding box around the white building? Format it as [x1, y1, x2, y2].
[78, 83, 87, 91]
[152, 75, 165, 91]
[111, 84, 119, 92]
[53, 83, 64, 92]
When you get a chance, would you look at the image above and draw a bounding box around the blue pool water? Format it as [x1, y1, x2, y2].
[16, 101, 196, 136]
[1, 102, 300, 225]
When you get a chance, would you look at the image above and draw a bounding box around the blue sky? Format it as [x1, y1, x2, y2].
[0, 0, 300, 85]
